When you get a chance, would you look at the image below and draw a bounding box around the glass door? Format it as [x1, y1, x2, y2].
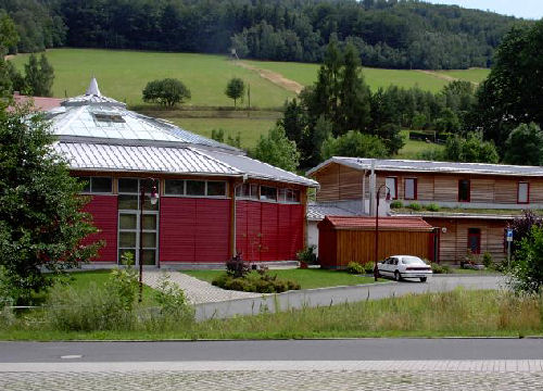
[117, 178, 159, 266]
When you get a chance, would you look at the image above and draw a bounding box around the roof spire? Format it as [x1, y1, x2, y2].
[85, 77, 101, 96]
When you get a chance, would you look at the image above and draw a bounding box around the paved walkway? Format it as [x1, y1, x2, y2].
[143, 270, 261, 304]
[1, 360, 542, 390]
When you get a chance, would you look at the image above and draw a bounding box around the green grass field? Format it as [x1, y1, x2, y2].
[10, 49, 294, 108]
[183, 269, 378, 290]
[434, 68, 490, 84]
[245, 60, 489, 93]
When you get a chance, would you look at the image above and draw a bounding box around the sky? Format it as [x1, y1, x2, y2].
[425, 1, 543, 20]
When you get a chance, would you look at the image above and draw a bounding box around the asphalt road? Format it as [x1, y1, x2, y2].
[2, 338, 543, 363]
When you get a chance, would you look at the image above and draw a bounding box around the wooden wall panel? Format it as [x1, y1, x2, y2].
[82, 195, 118, 263]
[339, 165, 364, 200]
[471, 179, 495, 203]
[330, 230, 432, 267]
[433, 176, 460, 202]
[417, 175, 435, 201]
[494, 179, 517, 204]
[315, 164, 340, 202]
[529, 180, 543, 203]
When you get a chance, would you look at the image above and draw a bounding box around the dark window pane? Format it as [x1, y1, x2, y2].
[186, 180, 205, 196]
[142, 232, 156, 247]
[459, 180, 470, 202]
[142, 179, 160, 193]
[288, 189, 300, 203]
[119, 214, 137, 229]
[278, 188, 288, 202]
[119, 232, 136, 247]
[260, 186, 277, 201]
[118, 195, 138, 210]
[119, 178, 138, 193]
[242, 183, 250, 198]
[142, 214, 157, 230]
[141, 250, 156, 265]
[250, 184, 259, 199]
[143, 196, 159, 211]
[165, 179, 184, 195]
[92, 177, 112, 193]
[207, 181, 226, 196]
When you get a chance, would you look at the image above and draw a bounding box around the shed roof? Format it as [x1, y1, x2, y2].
[307, 157, 543, 178]
[319, 216, 434, 231]
[307, 203, 357, 222]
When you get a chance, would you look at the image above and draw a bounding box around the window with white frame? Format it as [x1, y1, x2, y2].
[236, 183, 258, 200]
[260, 186, 277, 201]
[518, 182, 529, 204]
[164, 179, 227, 198]
[78, 176, 113, 193]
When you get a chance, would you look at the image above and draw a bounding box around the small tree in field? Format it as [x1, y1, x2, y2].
[142, 78, 191, 107]
[0, 102, 100, 304]
[225, 77, 245, 108]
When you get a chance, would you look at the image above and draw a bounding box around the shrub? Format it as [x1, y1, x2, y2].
[106, 252, 139, 311]
[482, 252, 494, 269]
[346, 262, 364, 274]
[297, 245, 317, 265]
[390, 200, 403, 209]
[431, 263, 450, 274]
[212, 270, 300, 293]
[226, 254, 250, 278]
[363, 262, 375, 274]
[425, 203, 440, 212]
[154, 273, 193, 319]
[407, 202, 422, 211]
[509, 225, 543, 293]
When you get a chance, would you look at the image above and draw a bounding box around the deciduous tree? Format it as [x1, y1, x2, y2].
[142, 78, 191, 107]
[251, 126, 300, 171]
[225, 77, 245, 108]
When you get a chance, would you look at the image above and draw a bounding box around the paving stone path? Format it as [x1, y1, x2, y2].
[1, 361, 542, 391]
[143, 270, 261, 304]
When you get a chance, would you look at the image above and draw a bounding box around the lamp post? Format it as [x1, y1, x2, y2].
[374, 184, 391, 281]
[139, 178, 159, 303]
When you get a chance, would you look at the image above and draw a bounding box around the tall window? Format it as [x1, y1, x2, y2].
[518, 182, 529, 204]
[458, 179, 470, 202]
[468, 228, 481, 255]
[404, 178, 417, 200]
[385, 177, 397, 199]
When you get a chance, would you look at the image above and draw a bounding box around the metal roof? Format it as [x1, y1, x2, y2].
[307, 157, 543, 177]
[307, 203, 357, 221]
[207, 150, 318, 187]
[319, 216, 433, 231]
[55, 141, 241, 176]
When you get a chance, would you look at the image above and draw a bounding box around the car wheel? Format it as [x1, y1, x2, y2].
[394, 271, 401, 281]
[420, 277, 427, 283]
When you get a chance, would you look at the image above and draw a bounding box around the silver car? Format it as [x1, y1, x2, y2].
[377, 255, 433, 282]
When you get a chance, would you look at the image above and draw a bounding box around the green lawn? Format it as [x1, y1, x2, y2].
[395, 130, 445, 159]
[434, 68, 490, 84]
[63, 270, 158, 305]
[10, 49, 294, 108]
[245, 60, 450, 93]
[183, 269, 378, 290]
[167, 117, 275, 149]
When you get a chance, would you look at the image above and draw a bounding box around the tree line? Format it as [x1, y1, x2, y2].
[252, 19, 543, 171]
[1, 0, 525, 70]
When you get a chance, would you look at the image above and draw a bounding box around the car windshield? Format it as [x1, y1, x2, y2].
[401, 257, 425, 265]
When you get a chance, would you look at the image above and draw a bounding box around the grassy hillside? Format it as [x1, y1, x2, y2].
[10, 49, 294, 108]
[244, 60, 490, 93]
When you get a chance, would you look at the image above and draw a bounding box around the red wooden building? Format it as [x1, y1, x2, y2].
[48, 79, 317, 267]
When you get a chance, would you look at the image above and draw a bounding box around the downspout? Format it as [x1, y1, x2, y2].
[361, 169, 367, 215]
[369, 160, 376, 216]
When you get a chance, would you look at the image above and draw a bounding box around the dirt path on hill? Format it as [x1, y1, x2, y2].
[235, 61, 304, 94]
[417, 69, 480, 86]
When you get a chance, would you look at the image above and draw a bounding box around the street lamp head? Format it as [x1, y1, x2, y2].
[385, 190, 392, 202]
[150, 185, 159, 205]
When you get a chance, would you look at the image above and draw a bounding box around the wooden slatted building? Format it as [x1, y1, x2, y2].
[307, 157, 543, 264]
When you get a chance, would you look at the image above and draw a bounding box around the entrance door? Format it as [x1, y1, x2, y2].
[467, 228, 481, 255]
[117, 178, 159, 266]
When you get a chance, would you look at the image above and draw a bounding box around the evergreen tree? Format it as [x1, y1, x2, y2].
[24, 54, 55, 97]
[279, 98, 306, 147]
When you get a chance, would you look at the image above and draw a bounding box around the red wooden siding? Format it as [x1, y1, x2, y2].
[236, 201, 304, 262]
[159, 198, 231, 263]
[82, 195, 118, 262]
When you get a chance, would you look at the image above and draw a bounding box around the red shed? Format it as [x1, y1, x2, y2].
[318, 216, 435, 269]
